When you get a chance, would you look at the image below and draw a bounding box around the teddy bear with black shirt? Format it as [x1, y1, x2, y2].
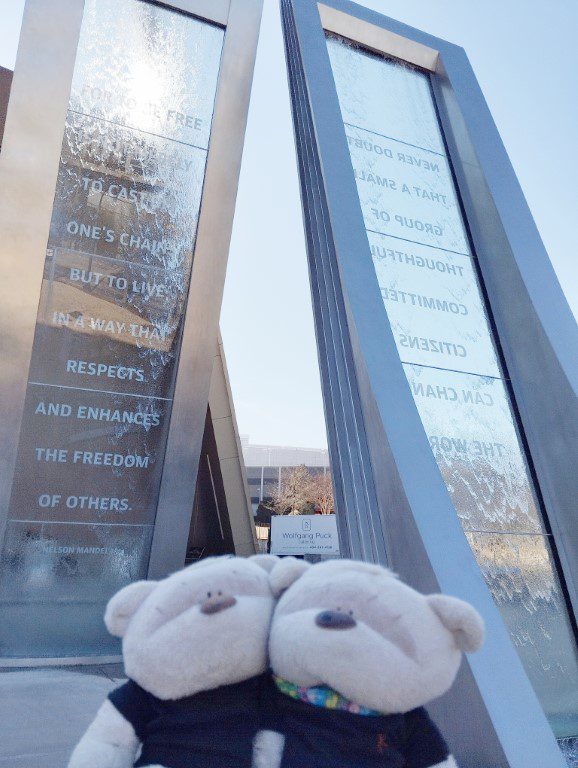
[263, 558, 485, 768]
[67, 554, 279, 768]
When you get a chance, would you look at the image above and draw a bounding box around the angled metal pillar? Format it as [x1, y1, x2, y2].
[281, 1, 577, 766]
[0, 0, 262, 661]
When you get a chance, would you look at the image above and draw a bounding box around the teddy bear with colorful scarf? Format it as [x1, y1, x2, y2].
[263, 558, 485, 768]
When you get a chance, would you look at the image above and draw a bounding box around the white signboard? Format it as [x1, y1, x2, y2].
[270, 515, 340, 556]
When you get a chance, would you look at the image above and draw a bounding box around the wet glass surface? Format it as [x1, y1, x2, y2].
[1, 520, 153, 602]
[30, 246, 188, 400]
[327, 35, 445, 154]
[369, 231, 500, 377]
[327, 31, 578, 740]
[559, 737, 578, 768]
[10, 383, 168, 526]
[405, 365, 544, 534]
[347, 125, 470, 254]
[467, 532, 578, 739]
[70, 0, 223, 148]
[0, 0, 224, 657]
[51, 114, 207, 270]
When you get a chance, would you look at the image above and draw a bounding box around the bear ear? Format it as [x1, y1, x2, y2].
[427, 594, 485, 653]
[104, 580, 158, 638]
[269, 557, 311, 597]
[248, 554, 279, 573]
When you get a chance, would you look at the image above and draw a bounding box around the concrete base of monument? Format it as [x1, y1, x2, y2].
[0, 665, 124, 767]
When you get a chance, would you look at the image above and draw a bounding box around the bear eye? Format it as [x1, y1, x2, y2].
[348, 610, 354, 617]
[207, 591, 212, 598]
[218, 590, 222, 597]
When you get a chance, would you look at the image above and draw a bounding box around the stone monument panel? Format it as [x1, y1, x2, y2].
[327, 31, 543, 532]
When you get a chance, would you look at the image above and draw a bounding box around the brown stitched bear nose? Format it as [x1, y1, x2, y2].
[200, 595, 237, 615]
[315, 610, 357, 630]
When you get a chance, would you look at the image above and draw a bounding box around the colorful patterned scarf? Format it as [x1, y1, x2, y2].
[274, 675, 381, 716]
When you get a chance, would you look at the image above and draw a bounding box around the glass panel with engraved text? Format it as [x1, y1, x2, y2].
[327, 31, 578, 742]
[369, 231, 499, 377]
[404, 365, 545, 534]
[0, 0, 224, 657]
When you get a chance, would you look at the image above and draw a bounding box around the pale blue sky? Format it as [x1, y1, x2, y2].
[1, 0, 576, 450]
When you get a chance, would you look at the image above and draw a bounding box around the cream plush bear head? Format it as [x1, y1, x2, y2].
[269, 558, 484, 714]
[104, 554, 278, 700]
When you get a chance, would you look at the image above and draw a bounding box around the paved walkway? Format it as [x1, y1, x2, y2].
[2, 664, 578, 768]
[0, 665, 125, 767]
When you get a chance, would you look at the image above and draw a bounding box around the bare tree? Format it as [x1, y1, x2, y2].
[264, 465, 335, 516]
[267, 464, 315, 515]
[307, 471, 334, 514]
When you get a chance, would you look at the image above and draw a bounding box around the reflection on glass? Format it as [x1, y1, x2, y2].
[327, 36, 445, 153]
[0, 521, 154, 656]
[42, 249, 187, 352]
[327, 31, 578, 742]
[70, 0, 223, 148]
[0, 0, 224, 657]
[405, 365, 544, 534]
[54, 114, 207, 270]
[467, 532, 578, 739]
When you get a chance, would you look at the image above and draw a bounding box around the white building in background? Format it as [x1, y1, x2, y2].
[241, 436, 329, 514]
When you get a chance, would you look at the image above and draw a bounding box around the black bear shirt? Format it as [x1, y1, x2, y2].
[108, 674, 267, 768]
[265, 680, 451, 768]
